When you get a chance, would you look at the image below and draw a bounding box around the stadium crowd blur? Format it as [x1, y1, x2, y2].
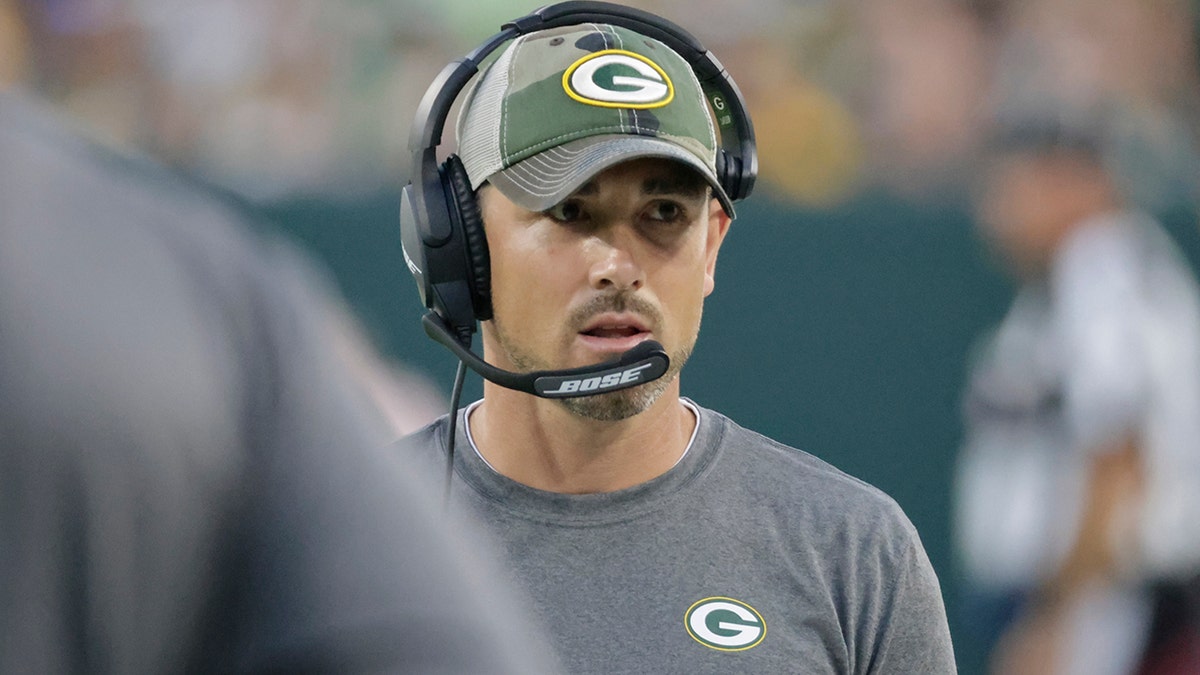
[6, 0, 1200, 672]
[6, 0, 1198, 207]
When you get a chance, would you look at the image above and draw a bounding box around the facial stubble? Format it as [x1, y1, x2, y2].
[490, 292, 697, 421]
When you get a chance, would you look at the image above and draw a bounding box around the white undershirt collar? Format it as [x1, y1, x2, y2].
[462, 398, 701, 476]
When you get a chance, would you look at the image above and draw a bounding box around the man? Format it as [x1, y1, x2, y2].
[0, 90, 557, 673]
[399, 12, 955, 673]
[956, 107, 1200, 674]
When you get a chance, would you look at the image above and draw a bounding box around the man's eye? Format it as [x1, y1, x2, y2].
[646, 201, 683, 222]
[546, 201, 584, 222]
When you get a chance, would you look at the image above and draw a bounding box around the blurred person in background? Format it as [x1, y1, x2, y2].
[954, 102, 1200, 675]
[0, 89, 559, 673]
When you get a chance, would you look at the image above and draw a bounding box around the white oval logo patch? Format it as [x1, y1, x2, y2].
[685, 597, 766, 651]
[562, 49, 674, 109]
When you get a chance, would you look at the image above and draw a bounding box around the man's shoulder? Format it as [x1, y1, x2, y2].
[398, 415, 449, 447]
[702, 406, 918, 536]
[394, 415, 453, 470]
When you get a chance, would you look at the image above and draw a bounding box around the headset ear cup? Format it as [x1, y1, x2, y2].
[443, 154, 492, 320]
[716, 149, 742, 202]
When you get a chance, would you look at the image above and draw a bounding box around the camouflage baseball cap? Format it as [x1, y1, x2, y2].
[456, 23, 734, 218]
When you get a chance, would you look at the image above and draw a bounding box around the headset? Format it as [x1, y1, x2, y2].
[399, 0, 758, 401]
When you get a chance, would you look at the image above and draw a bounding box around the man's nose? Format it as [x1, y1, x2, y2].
[587, 230, 645, 292]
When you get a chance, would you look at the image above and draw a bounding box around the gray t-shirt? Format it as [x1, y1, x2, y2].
[401, 400, 955, 674]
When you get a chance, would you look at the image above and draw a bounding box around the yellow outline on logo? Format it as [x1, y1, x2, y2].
[561, 49, 674, 109]
[684, 596, 767, 652]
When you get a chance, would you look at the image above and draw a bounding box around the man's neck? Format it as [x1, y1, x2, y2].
[467, 383, 696, 494]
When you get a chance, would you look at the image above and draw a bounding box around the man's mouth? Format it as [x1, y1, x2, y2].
[577, 314, 652, 350]
[583, 325, 643, 338]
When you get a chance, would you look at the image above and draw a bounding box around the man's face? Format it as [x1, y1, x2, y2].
[479, 157, 731, 421]
[976, 152, 1061, 274]
[975, 149, 1111, 278]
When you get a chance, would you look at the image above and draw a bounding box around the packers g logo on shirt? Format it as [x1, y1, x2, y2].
[685, 597, 766, 651]
[563, 50, 674, 109]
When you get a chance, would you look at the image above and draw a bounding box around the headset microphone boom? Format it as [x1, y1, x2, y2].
[422, 312, 670, 398]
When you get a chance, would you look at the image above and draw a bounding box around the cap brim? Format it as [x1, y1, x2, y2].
[486, 135, 736, 219]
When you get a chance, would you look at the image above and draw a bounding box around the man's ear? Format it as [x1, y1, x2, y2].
[703, 198, 732, 297]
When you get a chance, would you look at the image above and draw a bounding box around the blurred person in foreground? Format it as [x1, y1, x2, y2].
[396, 4, 955, 673]
[0, 89, 558, 673]
[956, 105, 1200, 674]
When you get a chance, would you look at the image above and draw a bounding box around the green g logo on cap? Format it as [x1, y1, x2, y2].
[562, 49, 675, 109]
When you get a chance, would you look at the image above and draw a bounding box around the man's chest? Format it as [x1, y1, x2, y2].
[485, 517, 857, 674]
